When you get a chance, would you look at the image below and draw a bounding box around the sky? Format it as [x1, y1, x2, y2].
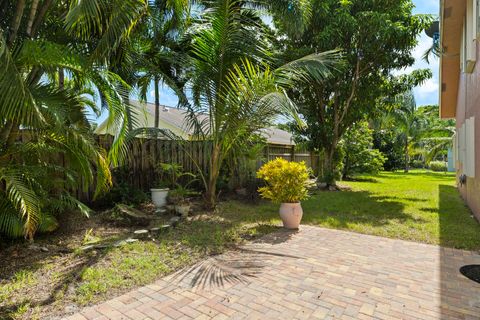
[91, 0, 440, 124]
[408, 0, 440, 106]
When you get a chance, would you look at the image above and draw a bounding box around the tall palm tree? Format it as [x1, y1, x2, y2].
[182, 0, 339, 208]
[136, 0, 191, 128]
[0, 0, 148, 239]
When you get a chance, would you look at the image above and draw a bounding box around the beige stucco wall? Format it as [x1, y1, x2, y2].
[456, 44, 480, 219]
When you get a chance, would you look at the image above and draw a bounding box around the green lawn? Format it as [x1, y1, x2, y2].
[2, 170, 479, 319]
[223, 170, 480, 250]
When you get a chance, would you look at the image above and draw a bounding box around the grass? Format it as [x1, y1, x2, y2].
[225, 170, 480, 250]
[1, 170, 479, 319]
[0, 211, 280, 319]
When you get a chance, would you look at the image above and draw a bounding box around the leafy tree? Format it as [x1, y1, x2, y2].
[274, 0, 431, 186]
[341, 121, 385, 179]
[417, 105, 455, 163]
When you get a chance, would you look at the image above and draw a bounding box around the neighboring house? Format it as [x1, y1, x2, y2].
[440, 0, 479, 218]
[94, 101, 295, 146]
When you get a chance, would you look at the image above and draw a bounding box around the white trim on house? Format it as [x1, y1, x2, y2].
[461, 0, 478, 73]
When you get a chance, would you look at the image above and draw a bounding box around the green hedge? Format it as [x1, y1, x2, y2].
[429, 161, 447, 172]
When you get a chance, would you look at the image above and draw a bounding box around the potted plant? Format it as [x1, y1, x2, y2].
[151, 185, 170, 208]
[168, 186, 195, 217]
[154, 162, 198, 213]
[151, 163, 183, 208]
[257, 158, 312, 229]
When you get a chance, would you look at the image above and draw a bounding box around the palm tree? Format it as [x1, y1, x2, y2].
[417, 105, 456, 164]
[0, 0, 148, 239]
[388, 92, 428, 172]
[182, 0, 339, 208]
[136, 0, 190, 128]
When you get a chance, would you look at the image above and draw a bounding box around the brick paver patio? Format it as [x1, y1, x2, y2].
[65, 226, 480, 319]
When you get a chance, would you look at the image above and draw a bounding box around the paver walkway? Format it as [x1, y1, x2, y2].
[65, 226, 480, 319]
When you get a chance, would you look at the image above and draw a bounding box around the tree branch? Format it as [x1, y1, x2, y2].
[339, 59, 361, 124]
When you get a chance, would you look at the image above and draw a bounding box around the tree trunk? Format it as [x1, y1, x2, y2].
[5, 121, 19, 147]
[205, 143, 221, 210]
[320, 127, 339, 187]
[59, 68, 64, 89]
[26, 0, 40, 36]
[322, 144, 337, 186]
[154, 77, 160, 128]
[404, 138, 409, 173]
[30, 0, 54, 37]
[8, 0, 26, 45]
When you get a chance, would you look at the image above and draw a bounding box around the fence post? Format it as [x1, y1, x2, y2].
[291, 145, 295, 162]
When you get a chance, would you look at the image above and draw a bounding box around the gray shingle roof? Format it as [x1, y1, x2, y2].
[117, 101, 295, 146]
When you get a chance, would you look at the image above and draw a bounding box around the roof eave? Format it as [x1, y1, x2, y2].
[440, 0, 465, 119]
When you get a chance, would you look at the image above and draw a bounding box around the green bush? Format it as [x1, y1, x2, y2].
[372, 130, 404, 171]
[342, 122, 386, 178]
[93, 167, 149, 208]
[410, 160, 425, 169]
[429, 161, 447, 172]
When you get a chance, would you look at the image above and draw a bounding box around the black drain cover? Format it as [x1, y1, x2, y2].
[460, 265, 480, 284]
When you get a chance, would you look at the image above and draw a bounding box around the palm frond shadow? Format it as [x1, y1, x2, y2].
[169, 246, 303, 290]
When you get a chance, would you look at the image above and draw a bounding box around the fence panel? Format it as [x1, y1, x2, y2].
[19, 132, 319, 201]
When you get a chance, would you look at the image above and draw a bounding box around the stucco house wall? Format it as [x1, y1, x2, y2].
[456, 44, 480, 219]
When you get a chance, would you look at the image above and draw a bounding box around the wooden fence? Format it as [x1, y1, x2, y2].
[79, 135, 319, 201]
[263, 144, 320, 173]
[96, 135, 319, 197]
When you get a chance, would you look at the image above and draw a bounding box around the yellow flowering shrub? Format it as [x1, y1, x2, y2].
[256, 158, 312, 203]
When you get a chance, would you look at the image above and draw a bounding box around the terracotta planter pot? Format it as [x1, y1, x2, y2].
[279, 203, 303, 229]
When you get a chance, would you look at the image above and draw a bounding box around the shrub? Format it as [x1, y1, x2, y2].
[92, 167, 149, 208]
[342, 122, 386, 178]
[256, 158, 312, 203]
[430, 161, 447, 172]
[410, 160, 425, 169]
[372, 129, 404, 171]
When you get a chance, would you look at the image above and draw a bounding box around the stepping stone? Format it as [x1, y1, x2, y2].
[169, 216, 181, 226]
[133, 230, 149, 239]
[113, 240, 127, 247]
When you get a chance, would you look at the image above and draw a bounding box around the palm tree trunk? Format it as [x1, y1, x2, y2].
[30, 0, 54, 37]
[8, 0, 26, 45]
[404, 138, 409, 173]
[59, 68, 64, 89]
[154, 77, 160, 128]
[0, 122, 14, 145]
[205, 143, 221, 209]
[26, 0, 40, 36]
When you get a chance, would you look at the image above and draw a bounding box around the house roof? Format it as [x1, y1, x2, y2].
[439, 0, 466, 119]
[95, 101, 295, 146]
